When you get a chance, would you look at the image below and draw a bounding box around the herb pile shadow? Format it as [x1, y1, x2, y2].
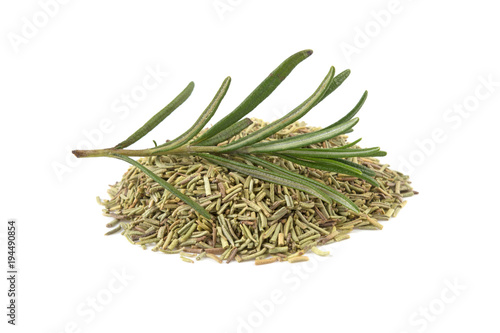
[74, 50, 417, 264]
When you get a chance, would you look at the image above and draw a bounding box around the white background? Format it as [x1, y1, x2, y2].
[1, 1, 499, 332]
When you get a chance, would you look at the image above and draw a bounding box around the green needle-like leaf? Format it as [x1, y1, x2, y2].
[335, 138, 362, 149]
[194, 118, 253, 147]
[111, 154, 211, 219]
[246, 118, 359, 153]
[216, 66, 337, 153]
[193, 49, 313, 144]
[279, 154, 379, 187]
[157, 77, 231, 151]
[298, 156, 378, 186]
[282, 147, 386, 159]
[324, 90, 368, 130]
[243, 155, 360, 212]
[332, 157, 376, 177]
[311, 69, 351, 107]
[114, 82, 194, 149]
[197, 153, 333, 203]
[277, 154, 361, 176]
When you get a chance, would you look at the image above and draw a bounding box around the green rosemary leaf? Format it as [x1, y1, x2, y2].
[216, 66, 337, 153]
[277, 154, 362, 176]
[157, 77, 231, 150]
[312, 69, 351, 107]
[279, 154, 379, 187]
[335, 138, 362, 149]
[350, 171, 379, 187]
[281, 147, 386, 159]
[194, 118, 253, 147]
[114, 82, 194, 149]
[193, 49, 313, 144]
[110, 154, 211, 219]
[243, 155, 360, 212]
[325, 160, 379, 187]
[197, 153, 333, 203]
[300, 157, 378, 186]
[325, 91, 368, 130]
[245, 118, 359, 153]
[332, 157, 376, 177]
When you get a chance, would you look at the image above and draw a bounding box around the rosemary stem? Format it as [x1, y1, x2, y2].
[72, 145, 223, 159]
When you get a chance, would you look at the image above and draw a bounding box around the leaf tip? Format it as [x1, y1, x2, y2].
[350, 205, 361, 213]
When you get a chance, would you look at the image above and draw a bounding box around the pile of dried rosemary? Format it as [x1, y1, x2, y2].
[99, 119, 416, 264]
[75, 50, 417, 263]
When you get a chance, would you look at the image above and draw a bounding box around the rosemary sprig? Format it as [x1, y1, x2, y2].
[73, 50, 386, 217]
